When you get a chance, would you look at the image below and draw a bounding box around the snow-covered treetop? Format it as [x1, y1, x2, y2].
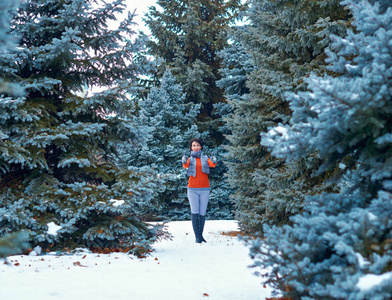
[261, 0, 392, 181]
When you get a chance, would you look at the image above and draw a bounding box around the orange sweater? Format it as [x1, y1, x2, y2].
[183, 157, 217, 188]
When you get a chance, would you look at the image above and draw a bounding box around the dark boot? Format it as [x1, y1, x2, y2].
[191, 213, 201, 243]
[199, 215, 207, 243]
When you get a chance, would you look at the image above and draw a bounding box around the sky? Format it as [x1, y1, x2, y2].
[125, 0, 158, 34]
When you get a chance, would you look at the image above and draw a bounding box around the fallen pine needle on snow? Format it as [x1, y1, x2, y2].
[0, 220, 272, 300]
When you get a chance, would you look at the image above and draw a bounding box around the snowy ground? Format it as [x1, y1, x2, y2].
[0, 220, 272, 300]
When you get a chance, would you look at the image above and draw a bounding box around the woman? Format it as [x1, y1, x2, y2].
[182, 138, 217, 243]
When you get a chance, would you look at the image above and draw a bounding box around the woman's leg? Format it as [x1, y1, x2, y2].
[199, 190, 210, 242]
[199, 189, 210, 216]
[187, 189, 200, 214]
[187, 189, 201, 243]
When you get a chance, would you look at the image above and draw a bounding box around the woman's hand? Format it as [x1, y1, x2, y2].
[182, 151, 188, 164]
[210, 155, 217, 164]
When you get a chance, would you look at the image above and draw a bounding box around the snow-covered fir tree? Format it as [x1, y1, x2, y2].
[144, 0, 245, 146]
[0, 0, 23, 96]
[0, 0, 30, 259]
[214, 41, 256, 221]
[118, 70, 232, 220]
[221, 0, 350, 232]
[118, 69, 202, 219]
[251, 0, 392, 298]
[217, 41, 253, 114]
[144, 1, 244, 220]
[0, 0, 160, 256]
[0, 231, 29, 259]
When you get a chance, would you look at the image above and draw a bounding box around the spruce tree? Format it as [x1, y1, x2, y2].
[0, 0, 29, 259]
[0, 0, 159, 256]
[119, 69, 233, 220]
[118, 69, 204, 220]
[0, 0, 23, 96]
[144, 0, 244, 146]
[143, 0, 242, 220]
[214, 41, 256, 221]
[216, 41, 254, 222]
[221, 0, 350, 232]
[252, 1, 392, 298]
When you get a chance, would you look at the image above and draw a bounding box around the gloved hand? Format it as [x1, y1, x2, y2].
[182, 151, 188, 164]
[210, 152, 217, 163]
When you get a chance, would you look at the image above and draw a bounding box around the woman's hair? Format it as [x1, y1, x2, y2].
[189, 138, 204, 150]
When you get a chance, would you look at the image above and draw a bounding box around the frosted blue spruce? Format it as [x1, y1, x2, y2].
[145, 0, 245, 147]
[117, 69, 204, 220]
[0, 0, 23, 96]
[0, 0, 30, 259]
[219, 0, 350, 232]
[255, 0, 392, 298]
[0, 0, 160, 256]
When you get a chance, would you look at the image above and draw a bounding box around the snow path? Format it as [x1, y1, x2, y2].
[0, 220, 272, 300]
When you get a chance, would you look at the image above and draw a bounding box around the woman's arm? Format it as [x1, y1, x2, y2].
[208, 158, 217, 168]
[183, 158, 190, 168]
[182, 151, 189, 168]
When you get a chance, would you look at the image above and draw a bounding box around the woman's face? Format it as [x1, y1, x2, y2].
[191, 141, 202, 152]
